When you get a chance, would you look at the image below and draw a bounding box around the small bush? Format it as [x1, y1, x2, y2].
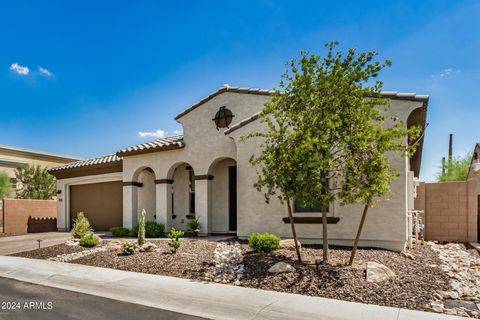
[168, 228, 184, 254]
[110, 227, 130, 237]
[138, 209, 146, 245]
[145, 221, 164, 237]
[121, 242, 136, 255]
[186, 217, 201, 236]
[79, 233, 98, 247]
[71, 212, 92, 239]
[131, 221, 164, 237]
[248, 232, 280, 252]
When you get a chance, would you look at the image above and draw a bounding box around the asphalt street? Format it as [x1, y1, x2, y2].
[0, 277, 206, 320]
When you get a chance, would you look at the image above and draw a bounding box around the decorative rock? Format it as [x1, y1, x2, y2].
[444, 299, 479, 311]
[400, 251, 415, 260]
[139, 242, 157, 252]
[280, 239, 301, 251]
[268, 262, 296, 274]
[65, 239, 80, 247]
[366, 261, 395, 283]
[205, 242, 245, 284]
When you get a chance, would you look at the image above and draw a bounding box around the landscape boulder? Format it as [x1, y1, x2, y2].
[139, 242, 157, 252]
[279, 239, 301, 251]
[268, 262, 296, 274]
[366, 261, 395, 283]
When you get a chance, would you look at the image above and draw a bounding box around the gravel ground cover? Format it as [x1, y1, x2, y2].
[11, 243, 86, 260]
[240, 243, 449, 312]
[74, 239, 217, 279]
[13, 238, 455, 314]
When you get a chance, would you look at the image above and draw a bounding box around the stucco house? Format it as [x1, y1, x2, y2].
[49, 85, 428, 251]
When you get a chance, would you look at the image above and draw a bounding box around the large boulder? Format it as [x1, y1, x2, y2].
[268, 262, 296, 274]
[280, 239, 301, 251]
[366, 261, 395, 283]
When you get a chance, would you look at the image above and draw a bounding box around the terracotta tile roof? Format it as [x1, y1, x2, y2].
[48, 154, 122, 173]
[116, 135, 184, 157]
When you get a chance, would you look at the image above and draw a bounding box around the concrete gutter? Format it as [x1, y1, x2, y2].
[0, 256, 467, 320]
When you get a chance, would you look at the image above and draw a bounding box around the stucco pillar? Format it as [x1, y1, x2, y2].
[156, 181, 172, 232]
[123, 185, 138, 228]
[195, 176, 212, 235]
[56, 181, 68, 231]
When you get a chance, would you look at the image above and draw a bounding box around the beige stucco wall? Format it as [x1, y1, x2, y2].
[0, 149, 77, 179]
[137, 169, 156, 221]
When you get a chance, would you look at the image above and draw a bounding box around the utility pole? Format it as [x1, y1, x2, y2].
[448, 133, 453, 176]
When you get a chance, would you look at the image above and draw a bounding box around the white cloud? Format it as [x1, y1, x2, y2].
[173, 130, 183, 135]
[38, 66, 53, 76]
[9, 63, 29, 75]
[430, 68, 461, 78]
[138, 129, 166, 138]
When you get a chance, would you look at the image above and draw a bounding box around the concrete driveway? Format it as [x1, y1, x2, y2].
[0, 232, 70, 255]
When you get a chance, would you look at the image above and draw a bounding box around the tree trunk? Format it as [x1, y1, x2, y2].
[321, 204, 328, 265]
[348, 204, 369, 266]
[286, 201, 302, 262]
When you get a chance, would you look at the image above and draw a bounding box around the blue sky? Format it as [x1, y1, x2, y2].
[1, 0, 479, 181]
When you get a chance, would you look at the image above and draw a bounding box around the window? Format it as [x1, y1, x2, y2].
[293, 199, 328, 213]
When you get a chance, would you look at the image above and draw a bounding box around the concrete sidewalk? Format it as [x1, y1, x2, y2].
[0, 256, 467, 320]
[0, 232, 71, 255]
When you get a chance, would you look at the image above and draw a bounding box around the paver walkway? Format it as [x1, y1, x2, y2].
[0, 232, 71, 255]
[0, 256, 468, 320]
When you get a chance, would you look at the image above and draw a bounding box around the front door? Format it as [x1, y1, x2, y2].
[228, 166, 237, 231]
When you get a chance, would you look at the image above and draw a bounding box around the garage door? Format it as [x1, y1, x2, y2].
[70, 181, 123, 231]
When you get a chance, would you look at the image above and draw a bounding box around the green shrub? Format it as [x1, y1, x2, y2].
[248, 232, 280, 252]
[138, 209, 146, 245]
[71, 212, 92, 239]
[168, 228, 184, 254]
[145, 221, 164, 237]
[186, 217, 201, 237]
[131, 221, 164, 237]
[110, 227, 130, 237]
[121, 242, 136, 255]
[79, 233, 98, 247]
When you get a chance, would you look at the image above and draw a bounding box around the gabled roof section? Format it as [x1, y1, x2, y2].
[116, 135, 184, 157]
[174, 84, 275, 121]
[48, 154, 122, 179]
[224, 90, 429, 136]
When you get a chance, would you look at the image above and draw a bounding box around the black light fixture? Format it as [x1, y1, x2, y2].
[212, 106, 234, 130]
[56, 189, 62, 194]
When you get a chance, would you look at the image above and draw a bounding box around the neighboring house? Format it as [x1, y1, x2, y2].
[49, 85, 428, 251]
[0, 144, 82, 194]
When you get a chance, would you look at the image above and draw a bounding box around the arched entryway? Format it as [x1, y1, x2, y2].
[134, 167, 156, 222]
[209, 158, 237, 233]
[168, 162, 195, 231]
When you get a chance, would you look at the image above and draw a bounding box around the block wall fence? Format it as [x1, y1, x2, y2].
[0, 198, 57, 235]
[414, 181, 479, 243]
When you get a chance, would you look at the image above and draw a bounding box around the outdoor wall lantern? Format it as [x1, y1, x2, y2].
[212, 106, 234, 130]
[57, 189, 62, 194]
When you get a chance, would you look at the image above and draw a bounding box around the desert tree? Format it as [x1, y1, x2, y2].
[15, 164, 56, 200]
[246, 42, 419, 264]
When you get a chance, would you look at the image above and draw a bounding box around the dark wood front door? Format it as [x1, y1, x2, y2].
[228, 166, 237, 231]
